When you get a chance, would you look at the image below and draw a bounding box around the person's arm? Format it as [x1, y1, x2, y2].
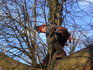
[36, 24, 46, 33]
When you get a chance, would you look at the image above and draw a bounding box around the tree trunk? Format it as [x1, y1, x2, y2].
[54, 45, 93, 70]
[0, 53, 41, 70]
[0, 45, 93, 70]
[47, 0, 66, 25]
[46, 0, 67, 69]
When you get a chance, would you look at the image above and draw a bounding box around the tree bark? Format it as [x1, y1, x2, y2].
[0, 45, 93, 70]
[47, 0, 66, 25]
[0, 53, 41, 70]
[54, 45, 93, 70]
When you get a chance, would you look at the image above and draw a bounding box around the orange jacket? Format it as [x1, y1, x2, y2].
[37, 24, 46, 33]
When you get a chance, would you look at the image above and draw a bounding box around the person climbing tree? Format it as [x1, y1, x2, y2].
[36, 24, 71, 67]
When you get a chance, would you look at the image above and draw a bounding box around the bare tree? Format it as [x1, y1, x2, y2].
[0, 0, 93, 70]
[0, 0, 48, 66]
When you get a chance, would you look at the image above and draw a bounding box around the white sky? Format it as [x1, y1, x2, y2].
[78, 0, 93, 13]
[79, 0, 93, 5]
[79, 0, 93, 3]
[85, 0, 93, 3]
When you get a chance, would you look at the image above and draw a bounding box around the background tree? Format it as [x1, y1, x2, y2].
[0, 0, 48, 66]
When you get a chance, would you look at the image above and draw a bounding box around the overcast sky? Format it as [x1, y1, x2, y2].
[84, 0, 93, 3]
[79, 0, 93, 13]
